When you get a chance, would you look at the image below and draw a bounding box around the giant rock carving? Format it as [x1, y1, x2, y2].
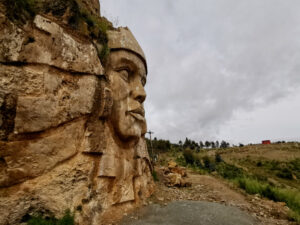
[0, 3, 154, 224]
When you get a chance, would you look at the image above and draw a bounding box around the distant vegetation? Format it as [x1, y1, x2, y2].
[146, 137, 231, 155]
[148, 137, 300, 223]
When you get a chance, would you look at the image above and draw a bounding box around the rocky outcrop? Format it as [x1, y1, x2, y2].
[163, 161, 191, 187]
[0, 2, 154, 224]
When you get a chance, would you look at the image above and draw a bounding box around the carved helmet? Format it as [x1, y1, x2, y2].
[107, 27, 147, 74]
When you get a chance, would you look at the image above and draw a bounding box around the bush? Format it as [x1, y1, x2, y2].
[276, 168, 293, 180]
[203, 156, 210, 169]
[216, 162, 244, 179]
[27, 210, 74, 225]
[183, 149, 194, 165]
[256, 161, 262, 167]
[175, 156, 186, 167]
[193, 154, 203, 168]
[215, 153, 223, 163]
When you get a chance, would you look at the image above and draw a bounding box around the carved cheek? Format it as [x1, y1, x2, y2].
[110, 73, 130, 101]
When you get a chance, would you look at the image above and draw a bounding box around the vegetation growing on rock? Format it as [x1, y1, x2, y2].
[1, 0, 113, 63]
[26, 210, 74, 225]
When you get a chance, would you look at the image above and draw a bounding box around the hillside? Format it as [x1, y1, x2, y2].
[148, 142, 300, 224]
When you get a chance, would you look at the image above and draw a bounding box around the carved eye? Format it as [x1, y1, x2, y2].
[141, 77, 146, 86]
[117, 68, 130, 82]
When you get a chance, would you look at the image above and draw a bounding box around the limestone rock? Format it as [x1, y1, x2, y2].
[0, 14, 104, 75]
[170, 166, 187, 177]
[81, 0, 101, 17]
[0, 119, 86, 187]
[0, 65, 44, 96]
[14, 70, 99, 133]
[0, 13, 25, 62]
[168, 161, 177, 168]
[165, 173, 181, 187]
[163, 161, 189, 187]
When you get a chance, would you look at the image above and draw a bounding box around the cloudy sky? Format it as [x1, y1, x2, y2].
[101, 0, 300, 144]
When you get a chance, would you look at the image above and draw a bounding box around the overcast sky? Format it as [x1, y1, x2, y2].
[101, 0, 300, 144]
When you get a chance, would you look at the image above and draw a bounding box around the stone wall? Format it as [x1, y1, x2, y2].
[0, 2, 154, 224]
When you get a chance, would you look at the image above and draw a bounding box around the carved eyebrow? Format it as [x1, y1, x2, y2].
[113, 58, 135, 70]
[115, 57, 146, 77]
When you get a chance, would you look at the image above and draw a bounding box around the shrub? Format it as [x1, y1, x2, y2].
[256, 161, 262, 167]
[270, 160, 280, 170]
[175, 156, 186, 167]
[202, 156, 210, 169]
[276, 168, 293, 180]
[215, 153, 223, 163]
[193, 154, 203, 168]
[216, 162, 244, 179]
[183, 149, 194, 165]
[27, 210, 74, 225]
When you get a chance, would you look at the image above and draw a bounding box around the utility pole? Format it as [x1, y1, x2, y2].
[147, 130, 154, 160]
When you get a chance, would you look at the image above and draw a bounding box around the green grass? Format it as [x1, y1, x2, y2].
[27, 210, 74, 225]
[289, 210, 300, 224]
[236, 177, 267, 195]
[235, 176, 300, 223]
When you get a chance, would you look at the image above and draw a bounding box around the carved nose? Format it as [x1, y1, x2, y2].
[132, 86, 146, 104]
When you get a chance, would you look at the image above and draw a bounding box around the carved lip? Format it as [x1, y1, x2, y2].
[128, 108, 145, 121]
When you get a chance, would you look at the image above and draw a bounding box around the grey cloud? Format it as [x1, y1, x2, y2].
[101, 0, 300, 142]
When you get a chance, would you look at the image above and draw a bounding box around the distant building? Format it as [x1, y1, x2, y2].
[262, 140, 271, 145]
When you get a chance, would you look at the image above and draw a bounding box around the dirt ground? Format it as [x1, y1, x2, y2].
[147, 167, 297, 225]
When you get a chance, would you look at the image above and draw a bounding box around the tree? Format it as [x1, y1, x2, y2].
[216, 141, 219, 148]
[211, 141, 216, 148]
[199, 141, 204, 149]
[205, 141, 210, 148]
[220, 140, 228, 148]
[183, 137, 191, 148]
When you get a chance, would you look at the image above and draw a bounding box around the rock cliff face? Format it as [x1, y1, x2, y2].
[0, 1, 154, 224]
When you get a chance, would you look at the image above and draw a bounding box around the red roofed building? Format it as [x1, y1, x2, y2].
[262, 140, 271, 145]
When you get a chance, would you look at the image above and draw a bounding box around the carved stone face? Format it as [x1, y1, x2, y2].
[106, 50, 147, 143]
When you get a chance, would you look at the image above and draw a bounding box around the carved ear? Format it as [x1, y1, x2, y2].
[99, 87, 113, 118]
